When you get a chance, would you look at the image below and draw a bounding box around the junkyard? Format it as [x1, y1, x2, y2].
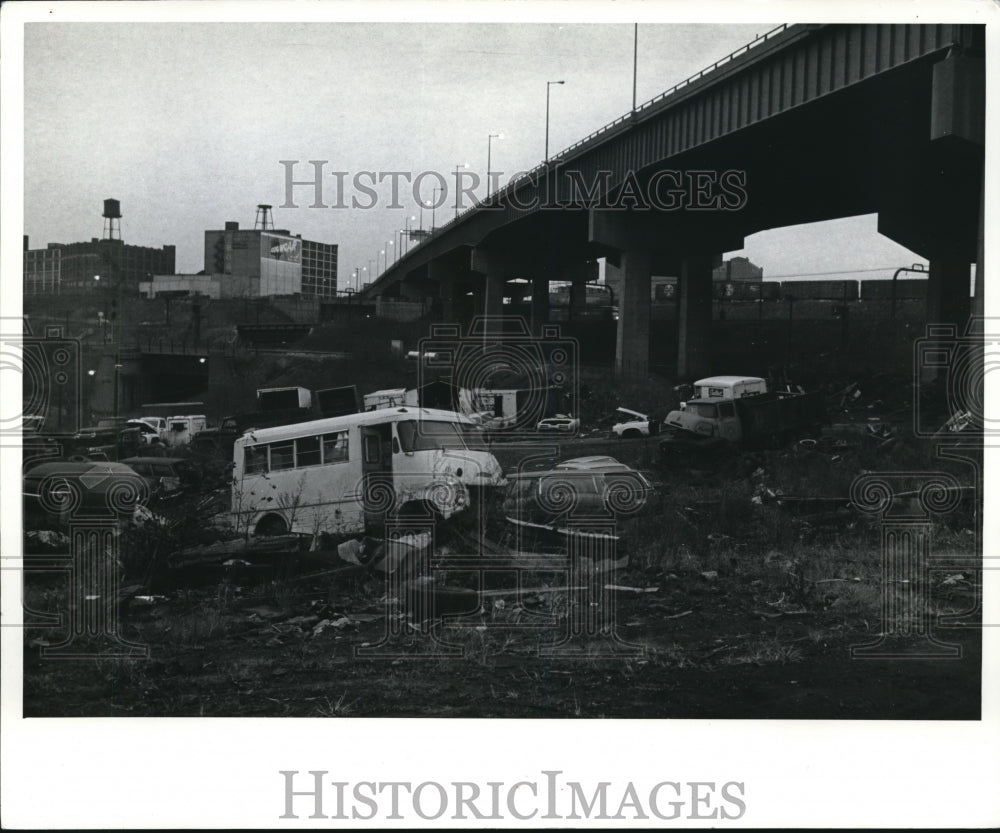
[20, 311, 983, 719]
[13, 19, 986, 728]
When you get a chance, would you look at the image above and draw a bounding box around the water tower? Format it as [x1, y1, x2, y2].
[254, 204, 274, 230]
[102, 198, 121, 240]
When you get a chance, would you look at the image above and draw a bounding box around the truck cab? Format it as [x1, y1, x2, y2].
[665, 399, 743, 442]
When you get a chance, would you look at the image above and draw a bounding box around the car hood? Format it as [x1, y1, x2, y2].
[615, 407, 648, 420]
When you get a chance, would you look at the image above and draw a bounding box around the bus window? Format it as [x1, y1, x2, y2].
[296, 436, 321, 468]
[322, 431, 349, 464]
[396, 420, 468, 452]
[270, 441, 294, 471]
[245, 445, 267, 475]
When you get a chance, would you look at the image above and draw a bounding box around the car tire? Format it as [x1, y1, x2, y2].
[622, 429, 642, 439]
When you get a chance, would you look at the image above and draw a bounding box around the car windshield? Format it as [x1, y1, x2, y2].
[396, 420, 469, 452]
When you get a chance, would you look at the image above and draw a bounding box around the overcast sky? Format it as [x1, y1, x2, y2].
[23, 21, 924, 287]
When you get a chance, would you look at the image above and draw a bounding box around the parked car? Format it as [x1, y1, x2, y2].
[71, 426, 145, 461]
[23, 460, 147, 519]
[536, 414, 580, 433]
[611, 407, 661, 438]
[121, 456, 201, 494]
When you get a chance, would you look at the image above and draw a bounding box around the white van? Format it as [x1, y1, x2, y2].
[231, 407, 505, 538]
[164, 415, 208, 448]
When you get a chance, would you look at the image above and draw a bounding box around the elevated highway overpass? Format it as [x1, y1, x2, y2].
[362, 23, 984, 378]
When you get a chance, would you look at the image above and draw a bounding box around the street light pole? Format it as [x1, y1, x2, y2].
[545, 80, 565, 164]
[454, 163, 468, 218]
[432, 188, 440, 230]
[632, 24, 638, 111]
[487, 133, 502, 197]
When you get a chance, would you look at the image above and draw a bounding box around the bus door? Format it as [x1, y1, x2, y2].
[361, 423, 393, 528]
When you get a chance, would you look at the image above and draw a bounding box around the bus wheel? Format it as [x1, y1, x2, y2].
[255, 514, 288, 537]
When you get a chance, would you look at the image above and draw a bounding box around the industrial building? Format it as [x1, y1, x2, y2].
[23, 236, 177, 295]
[23, 199, 176, 295]
[194, 207, 338, 299]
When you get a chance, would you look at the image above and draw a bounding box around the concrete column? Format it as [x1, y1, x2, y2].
[677, 254, 715, 380]
[530, 275, 549, 336]
[614, 249, 651, 377]
[973, 176, 985, 322]
[569, 278, 587, 320]
[439, 276, 456, 322]
[926, 258, 971, 331]
[429, 261, 457, 323]
[484, 271, 505, 323]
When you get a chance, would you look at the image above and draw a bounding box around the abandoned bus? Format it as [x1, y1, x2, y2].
[231, 407, 505, 537]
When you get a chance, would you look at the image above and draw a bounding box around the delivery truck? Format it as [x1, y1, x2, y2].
[660, 389, 825, 461]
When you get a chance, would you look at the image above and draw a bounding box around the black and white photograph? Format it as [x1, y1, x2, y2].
[2, 0, 997, 828]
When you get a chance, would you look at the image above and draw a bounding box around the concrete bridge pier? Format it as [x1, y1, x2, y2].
[677, 254, 720, 380]
[926, 258, 972, 331]
[614, 250, 652, 377]
[588, 210, 652, 377]
[429, 260, 458, 323]
[531, 275, 549, 336]
[484, 271, 505, 322]
[471, 247, 535, 330]
[569, 278, 587, 320]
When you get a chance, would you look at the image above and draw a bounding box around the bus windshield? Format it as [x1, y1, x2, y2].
[396, 420, 469, 452]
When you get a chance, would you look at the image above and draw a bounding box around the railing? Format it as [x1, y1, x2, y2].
[374, 23, 791, 282]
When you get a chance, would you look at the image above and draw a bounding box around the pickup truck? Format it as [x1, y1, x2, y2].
[660, 390, 825, 460]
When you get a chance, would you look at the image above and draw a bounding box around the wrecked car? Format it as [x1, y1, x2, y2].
[502, 456, 652, 549]
[611, 407, 660, 438]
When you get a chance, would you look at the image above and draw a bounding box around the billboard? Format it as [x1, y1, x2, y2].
[261, 233, 301, 263]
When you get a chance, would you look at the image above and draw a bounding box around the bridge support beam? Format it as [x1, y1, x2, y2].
[471, 247, 535, 330]
[569, 277, 587, 320]
[484, 271, 505, 323]
[429, 260, 457, 322]
[531, 275, 549, 337]
[677, 255, 717, 381]
[926, 258, 971, 331]
[614, 250, 652, 377]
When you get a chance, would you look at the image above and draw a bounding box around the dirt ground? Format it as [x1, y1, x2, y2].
[21, 432, 983, 719]
[21, 558, 982, 719]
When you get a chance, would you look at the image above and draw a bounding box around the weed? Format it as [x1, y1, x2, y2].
[719, 636, 804, 666]
[313, 691, 357, 717]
